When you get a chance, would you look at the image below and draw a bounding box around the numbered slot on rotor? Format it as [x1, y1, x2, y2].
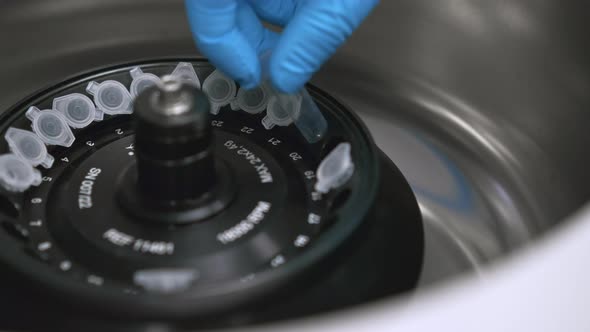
[5, 128, 54, 168]
[256, 52, 328, 143]
[202, 70, 237, 115]
[315, 143, 355, 194]
[230, 84, 270, 115]
[26, 107, 75, 147]
[86, 80, 133, 116]
[130, 67, 163, 99]
[0, 154, 42, 192]
[53, 93, 104, 128]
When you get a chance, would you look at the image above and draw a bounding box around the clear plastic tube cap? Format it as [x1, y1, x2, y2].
[53, 93, 103, 128]
[130, 67, 163, 98]
[0, 154, 42, 192]
[5, 128, 54, 168]
[262, 93, 302, 129]
[230, 84, 269, 115]
[258, 52, 327, 142]
[171, 62, 201, 89]
[25, 107, 75, 147]
[262, 88, 328, 143]
[315, 143, 355, 194]
[202, 70, 237, 115]
[86, 80, 133, 116]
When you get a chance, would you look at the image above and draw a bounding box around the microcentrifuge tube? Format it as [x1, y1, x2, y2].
[86, 80, 133, 116]
[202, 70, 237, 115]
[262, 93, 302, 129]
[171, 62, 201, 89]
[315, 143, 355, 194]
[0, 153, 42, 192]
[53, 93, 103, 128]
[130, 67, 163, 98]
[230, 84, 269, 115]
[295, 88, 328, 143]
[258, 53, 328, 143]
[26, 107, 76, 147]
[5, 128, 54, 168]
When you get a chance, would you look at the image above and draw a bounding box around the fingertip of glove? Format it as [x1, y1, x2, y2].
[238, 59, 262, 89]
[198, 42, 261, 90]
[238, 74, 261, 90]
[220, 63, 260, 90]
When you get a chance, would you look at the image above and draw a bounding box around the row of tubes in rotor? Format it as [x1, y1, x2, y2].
[0, 62, 328, 193]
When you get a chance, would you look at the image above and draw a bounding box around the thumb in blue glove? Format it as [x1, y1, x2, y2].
[185, 0, 379, 93]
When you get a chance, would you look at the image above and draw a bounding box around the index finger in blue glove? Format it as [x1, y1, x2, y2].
[185, 0, 278, 89]
[245, 0, 298, 26]
[265, 0, 380, 93]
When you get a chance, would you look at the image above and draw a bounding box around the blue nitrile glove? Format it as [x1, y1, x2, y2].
[185, 0, 379, 93]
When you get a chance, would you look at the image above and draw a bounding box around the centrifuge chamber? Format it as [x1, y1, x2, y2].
[1, 0, 589, 331]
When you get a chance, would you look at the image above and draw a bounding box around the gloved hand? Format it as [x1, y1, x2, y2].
[185, 0, 379, 93]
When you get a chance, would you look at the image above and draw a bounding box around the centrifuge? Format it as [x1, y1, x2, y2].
[0, 0, 589, 331]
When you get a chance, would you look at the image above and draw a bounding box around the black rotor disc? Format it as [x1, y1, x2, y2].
[0, 59, 423, 330]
